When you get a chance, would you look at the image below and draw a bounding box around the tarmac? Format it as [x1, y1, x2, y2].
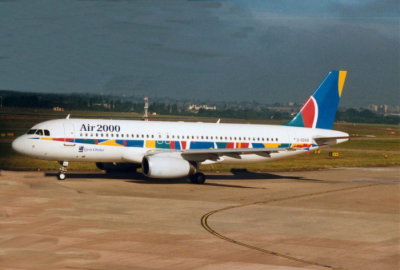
[0, 167, 399, 270]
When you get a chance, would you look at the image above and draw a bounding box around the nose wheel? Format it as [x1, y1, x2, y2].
[57, 161, 69, 180]
[58, 172, 66, 180]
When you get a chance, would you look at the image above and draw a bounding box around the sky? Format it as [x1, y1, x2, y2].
[0, 0, 398, 106]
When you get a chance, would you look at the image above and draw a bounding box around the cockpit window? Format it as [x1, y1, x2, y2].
[27, 129, 37, 135]
[35, 130, 43, 136]
[44, 130, 50, 136]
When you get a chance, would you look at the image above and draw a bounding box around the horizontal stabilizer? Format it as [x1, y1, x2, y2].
[313, 136, 349, 146]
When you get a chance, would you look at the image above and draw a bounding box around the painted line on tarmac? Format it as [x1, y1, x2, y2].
[201, 183, 378, 270]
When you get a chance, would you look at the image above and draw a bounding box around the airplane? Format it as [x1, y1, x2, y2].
[12, 70, 349, 184]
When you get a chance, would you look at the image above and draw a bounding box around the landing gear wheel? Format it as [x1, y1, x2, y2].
[57, 173, 66, 180]
[57, 161, 69, 181]
[190, 173, 206, 184]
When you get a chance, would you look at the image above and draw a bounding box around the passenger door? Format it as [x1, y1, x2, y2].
[63, 123, 76, 146]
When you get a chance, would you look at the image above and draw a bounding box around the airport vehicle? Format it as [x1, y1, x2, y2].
[12, 71, 349, 184]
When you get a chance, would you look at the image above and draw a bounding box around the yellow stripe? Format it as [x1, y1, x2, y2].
[98, 140, 123, 146]
[145, 140, 156, 148]
[338, 70, 347, 97]
[40, 137, 53, 141]
[263, 143, 280, 148]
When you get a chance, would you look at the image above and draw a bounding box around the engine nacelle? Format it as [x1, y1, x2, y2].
[142, 156, 195, 178]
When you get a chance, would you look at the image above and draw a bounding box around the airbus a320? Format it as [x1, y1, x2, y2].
[12, 71, 349, 184]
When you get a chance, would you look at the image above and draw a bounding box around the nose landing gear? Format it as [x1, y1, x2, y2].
[57, 161, 69, 180]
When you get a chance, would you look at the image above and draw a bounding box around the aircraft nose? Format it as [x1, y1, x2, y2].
[12, 136, 27, 155]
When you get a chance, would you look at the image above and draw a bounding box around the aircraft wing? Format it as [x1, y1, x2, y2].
[180, 147, 288, 162]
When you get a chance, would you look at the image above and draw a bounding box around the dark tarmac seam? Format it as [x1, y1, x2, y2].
[201, 183, 379, 270]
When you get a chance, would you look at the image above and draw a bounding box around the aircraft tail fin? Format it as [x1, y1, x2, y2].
[285, 70, 347, 129]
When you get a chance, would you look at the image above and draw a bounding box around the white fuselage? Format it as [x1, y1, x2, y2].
[12, 118, 348, 165]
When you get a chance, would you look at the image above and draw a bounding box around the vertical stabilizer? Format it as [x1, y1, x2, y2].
[286, 70, 347, 129]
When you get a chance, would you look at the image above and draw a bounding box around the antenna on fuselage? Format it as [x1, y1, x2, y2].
[66, 114, 70, 119]
[216, 119, 221, 123]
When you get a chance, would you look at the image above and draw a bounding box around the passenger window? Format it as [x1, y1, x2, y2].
[121, 134, 124, 138]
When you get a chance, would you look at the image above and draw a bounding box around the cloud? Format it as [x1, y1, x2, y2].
[0, 0, 398, 106]
[332, 0, 399, 17]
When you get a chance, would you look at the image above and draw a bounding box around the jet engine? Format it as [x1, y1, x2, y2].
[142, 155, 196, 178]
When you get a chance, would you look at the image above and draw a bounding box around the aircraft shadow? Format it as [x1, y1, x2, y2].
[45, 169, 319, 189]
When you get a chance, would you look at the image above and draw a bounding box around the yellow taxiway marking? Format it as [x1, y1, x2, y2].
[201, 183, 378, 270]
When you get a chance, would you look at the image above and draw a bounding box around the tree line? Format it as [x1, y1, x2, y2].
[0, 90, 398, 124]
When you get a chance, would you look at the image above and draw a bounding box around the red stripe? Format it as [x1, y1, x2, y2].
[226, 142, 234, 149]
[53, 138, 74, 142]
[240, 143, 249, 148]
[301, 98, 316, 128]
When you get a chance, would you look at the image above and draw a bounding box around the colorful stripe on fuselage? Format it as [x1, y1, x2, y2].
[31, 137, 317, 151]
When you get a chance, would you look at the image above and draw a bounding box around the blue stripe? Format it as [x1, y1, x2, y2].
[190, 141, 214, 149]
[252, 143, 264, 149]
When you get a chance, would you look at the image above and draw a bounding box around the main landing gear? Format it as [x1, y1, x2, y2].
[57, 161, 69, 180]
[189, 172, 206, 184]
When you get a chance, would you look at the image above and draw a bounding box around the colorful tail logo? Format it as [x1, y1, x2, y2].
[286, 70, 347, 129]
